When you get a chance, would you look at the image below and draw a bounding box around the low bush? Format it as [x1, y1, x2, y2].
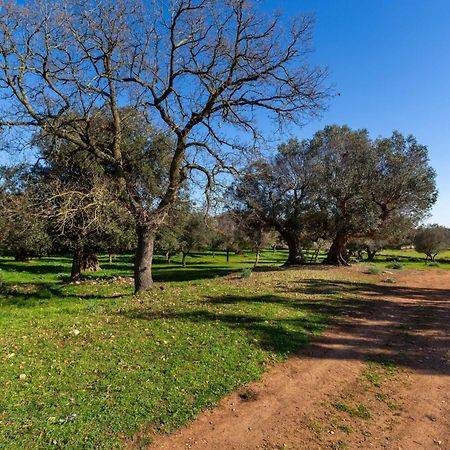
[386, 262, 403, 270]
[240, 267, 253, 278]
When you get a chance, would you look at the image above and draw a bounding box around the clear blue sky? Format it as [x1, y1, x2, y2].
[268, 0, 450, 226]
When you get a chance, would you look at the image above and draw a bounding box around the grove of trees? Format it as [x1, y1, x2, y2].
[0, 0, 444, 291]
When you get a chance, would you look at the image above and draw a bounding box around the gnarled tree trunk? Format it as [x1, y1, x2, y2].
[14, 252, 30, 262]
[81, 252, 101, 272]
[134, 225, 156, 294]
[283, 232, 306, 265]
[366, 249, 377, 262]
[323, 233, 349, 265]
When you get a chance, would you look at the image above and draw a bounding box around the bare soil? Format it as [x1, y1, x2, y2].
[150, 268, 450, 450]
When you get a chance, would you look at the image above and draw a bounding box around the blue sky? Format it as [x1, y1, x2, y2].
[266, 0, 450, 225]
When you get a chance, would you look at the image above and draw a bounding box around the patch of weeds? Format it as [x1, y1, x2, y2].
[306, 419, 323, 434]
[240, 267, 253, 279]
[332, 402, 371, 419]
[386, 262, 403, 270]
[365, 267, 382, 275]
[338, 424, 353, 434]
[382, 277, 396, 283]
[238, 388, 258, 402]
[137, 436, 153, 449]
[387, 402, 398, 411]
[366, 372, 381, 387]
[375, 392, 386, 402]
[331, 440, 349, 450]
[368, 358, 398, 377]
[427, 261, 439, 267]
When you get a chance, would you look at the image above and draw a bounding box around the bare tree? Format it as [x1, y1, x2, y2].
[0, 0, 328, 292]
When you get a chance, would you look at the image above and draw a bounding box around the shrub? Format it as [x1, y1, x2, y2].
[427, 261, 440, 267]
[366, 267, 382, 275]
[240, 267, 253, 279]
[386, 262, 403, 270]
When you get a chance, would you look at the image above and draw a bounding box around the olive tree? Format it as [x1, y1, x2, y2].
[313, 126, 437, 265]
[0, 165, 51, 260]
[0, 0, 328, 292]
[232, 139, 322, 265]
[414, 225, 450, 262]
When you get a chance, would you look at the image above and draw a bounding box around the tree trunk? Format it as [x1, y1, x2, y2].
[14, 252, 30, 262]
[226, 249, 230, 263]
[314, 248, 320, 263]
[272, 244, 276, 254]
[283, 233, 305, 265]
[182, 251, 188, 267]
[134, 225, 155, 294]
[81, 252, 101, 272]
[310, 248, 319, 263]
[323, 234, 349, 265]
[108, 252, 113, 264]
[254, 249, 261, 267]
[71, 247, 83, 281]
[165, 251, 171, 264]
[366, 249, 377, 262]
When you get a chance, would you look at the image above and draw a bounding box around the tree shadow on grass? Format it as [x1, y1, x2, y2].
[117, 277, 450, 376]
[0, 260, 68, 276]
[152, 266, 235, 282]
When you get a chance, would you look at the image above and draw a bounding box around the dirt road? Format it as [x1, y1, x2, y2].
[150, 269, 450, 450]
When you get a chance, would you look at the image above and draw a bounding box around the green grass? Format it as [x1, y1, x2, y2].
[0, 250, 350, 449]
[356, 249, 450, 271]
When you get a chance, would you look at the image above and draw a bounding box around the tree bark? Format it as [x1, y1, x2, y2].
[254, 249, 261, 267]
[226, 249, 230, 263]
[165, 251, 172, 264]
[283, 232, 306, 265]
[81, 252, 101, 272]
[181, 251, 188, 267]
[108, 252, 113, 264]
[366, 249, 377, 262]
[323, 233, 349, 265]
[134, 225, 155, 294]
[14, 252, 30, 262]
[71, 247, 83, 281]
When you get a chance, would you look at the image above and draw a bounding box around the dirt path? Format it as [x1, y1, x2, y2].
[150, 269, 450, 450]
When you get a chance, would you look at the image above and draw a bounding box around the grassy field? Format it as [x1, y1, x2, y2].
[0, 250, 338, 449]
[0, 249, 446, 449]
